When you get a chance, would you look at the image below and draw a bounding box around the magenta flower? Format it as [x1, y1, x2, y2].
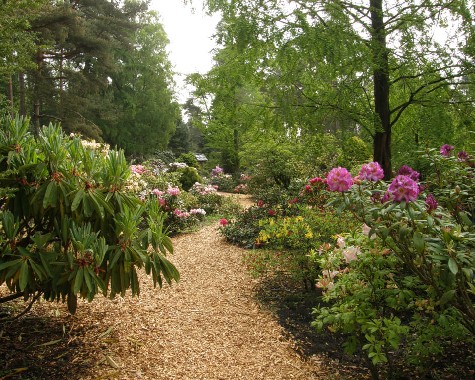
[326, 167, 354, 192]
[381, 191, 391, 203]
[219, 218, 228, 226]
[440, 144, 455, 156]
[457, 150, 469, 162]
[388, 175, 419, 203]
[425, 193, 438, 212]
[397, 165, 420, 182]
[359, 162, 384, 181]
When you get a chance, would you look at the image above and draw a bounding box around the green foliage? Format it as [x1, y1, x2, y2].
[177, 152, 199, 169]
[177, 166, 202, 191]
[0, 116, 179, 314]
[312, 146, 475, 375]
[339, 136, 372, 172]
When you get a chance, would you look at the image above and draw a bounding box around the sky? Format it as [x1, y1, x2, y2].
[149, 1, 220, 103]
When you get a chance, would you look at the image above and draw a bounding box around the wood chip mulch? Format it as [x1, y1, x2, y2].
[0, 195, 357, 380]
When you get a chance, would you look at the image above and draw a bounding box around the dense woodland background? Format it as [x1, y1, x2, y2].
[1, 0, 474, 176]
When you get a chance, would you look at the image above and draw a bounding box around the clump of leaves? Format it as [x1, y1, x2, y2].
[0, 116, 179, 315]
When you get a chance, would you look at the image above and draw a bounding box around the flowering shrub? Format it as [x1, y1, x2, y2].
[189, 182, 223, 214]
[312, 146, 475, 375]
[211, 165, 224, 177]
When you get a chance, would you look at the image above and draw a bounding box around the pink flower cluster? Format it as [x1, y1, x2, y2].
[151, 188, 164, 196]
[211, 166, 224, 177]
[174, 209, 190, 218]
[358, 162, 384, 181]
[130, 164, 146, 175]
[397, 165, 420, 182]
[440, 144, 455, 156]
[388, 175, 419, 202]
[167, 187, 181, 196]
[326, 167, 354, 192]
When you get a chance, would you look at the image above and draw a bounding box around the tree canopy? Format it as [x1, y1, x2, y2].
[1, 0, 180, 157]
[191, 0, 475, 177]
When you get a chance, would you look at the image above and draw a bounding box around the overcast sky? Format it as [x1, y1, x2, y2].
[149, 0, 220, 102]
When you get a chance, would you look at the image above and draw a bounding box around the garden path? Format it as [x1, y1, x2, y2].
[1, 194, 345, 380]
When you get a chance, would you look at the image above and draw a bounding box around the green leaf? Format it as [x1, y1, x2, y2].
[71, 188, 85, 212]
[43, 181, 58, 209]
[19, 260, 29, 291]
[73, 267, 84, 294]
[439, 289, 456, 306]
[448, 257, 458, 275]
[0, 258, 22, 271]
[83, 266, 93, 293]
[413, 232, 425, 253]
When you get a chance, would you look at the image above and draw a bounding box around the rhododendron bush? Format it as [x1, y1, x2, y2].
[0, 117, 179, 315]
[312, 147, 474, 375]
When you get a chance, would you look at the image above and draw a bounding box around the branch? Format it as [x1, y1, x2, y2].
[0, 292, 23, 304]
[0, 292, 43, 322]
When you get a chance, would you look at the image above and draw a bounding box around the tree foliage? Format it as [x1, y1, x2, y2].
[1, 0, 179, 157]
[195, 0, 475, 177]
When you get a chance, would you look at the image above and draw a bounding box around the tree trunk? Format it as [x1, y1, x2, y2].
[33, 50, 44, 134]
[19, 73, 26, 116]
[8, 76, 14, 116]
[370, 0, 392, 179]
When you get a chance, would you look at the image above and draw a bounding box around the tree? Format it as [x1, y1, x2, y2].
[24, 0, 149, 136]
[0, 0, 47, 114]
[103, 11, 180, 157]
[200, 0, 475, 178]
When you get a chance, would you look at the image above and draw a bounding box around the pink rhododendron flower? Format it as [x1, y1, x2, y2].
[158, 198, 166, 207]
[268, 209, 276, 216]
[257, 200, 264, 207]
[397, 165, 420, 182]
[458, 150, 469, 162]
[425, 193, 438, 212]
[151, 188, 164, 196]
[440, 144, 455, 156]
[343, 246, 361, 263]
[174, 209, 190, 218]
[326, 167, 354, 192]
[388, 175, 419, 203]
[381, 191, 391, 203]
[130, 164, 146, 175]
[305, 184, 312, 192]
[211, 166, 224, 177]
[219, 218, 228, 226]
[167, 187, 181, 196]
[359, 162, 384, 181]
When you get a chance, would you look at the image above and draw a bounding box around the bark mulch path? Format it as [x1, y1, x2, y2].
[0, 195, 360, 380]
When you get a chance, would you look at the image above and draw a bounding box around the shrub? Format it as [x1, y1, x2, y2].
[0, 116, 179, 315]
[177, 166, 202, 191]
[312, 148, 475, 376]
[177, 152, 199, 168]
